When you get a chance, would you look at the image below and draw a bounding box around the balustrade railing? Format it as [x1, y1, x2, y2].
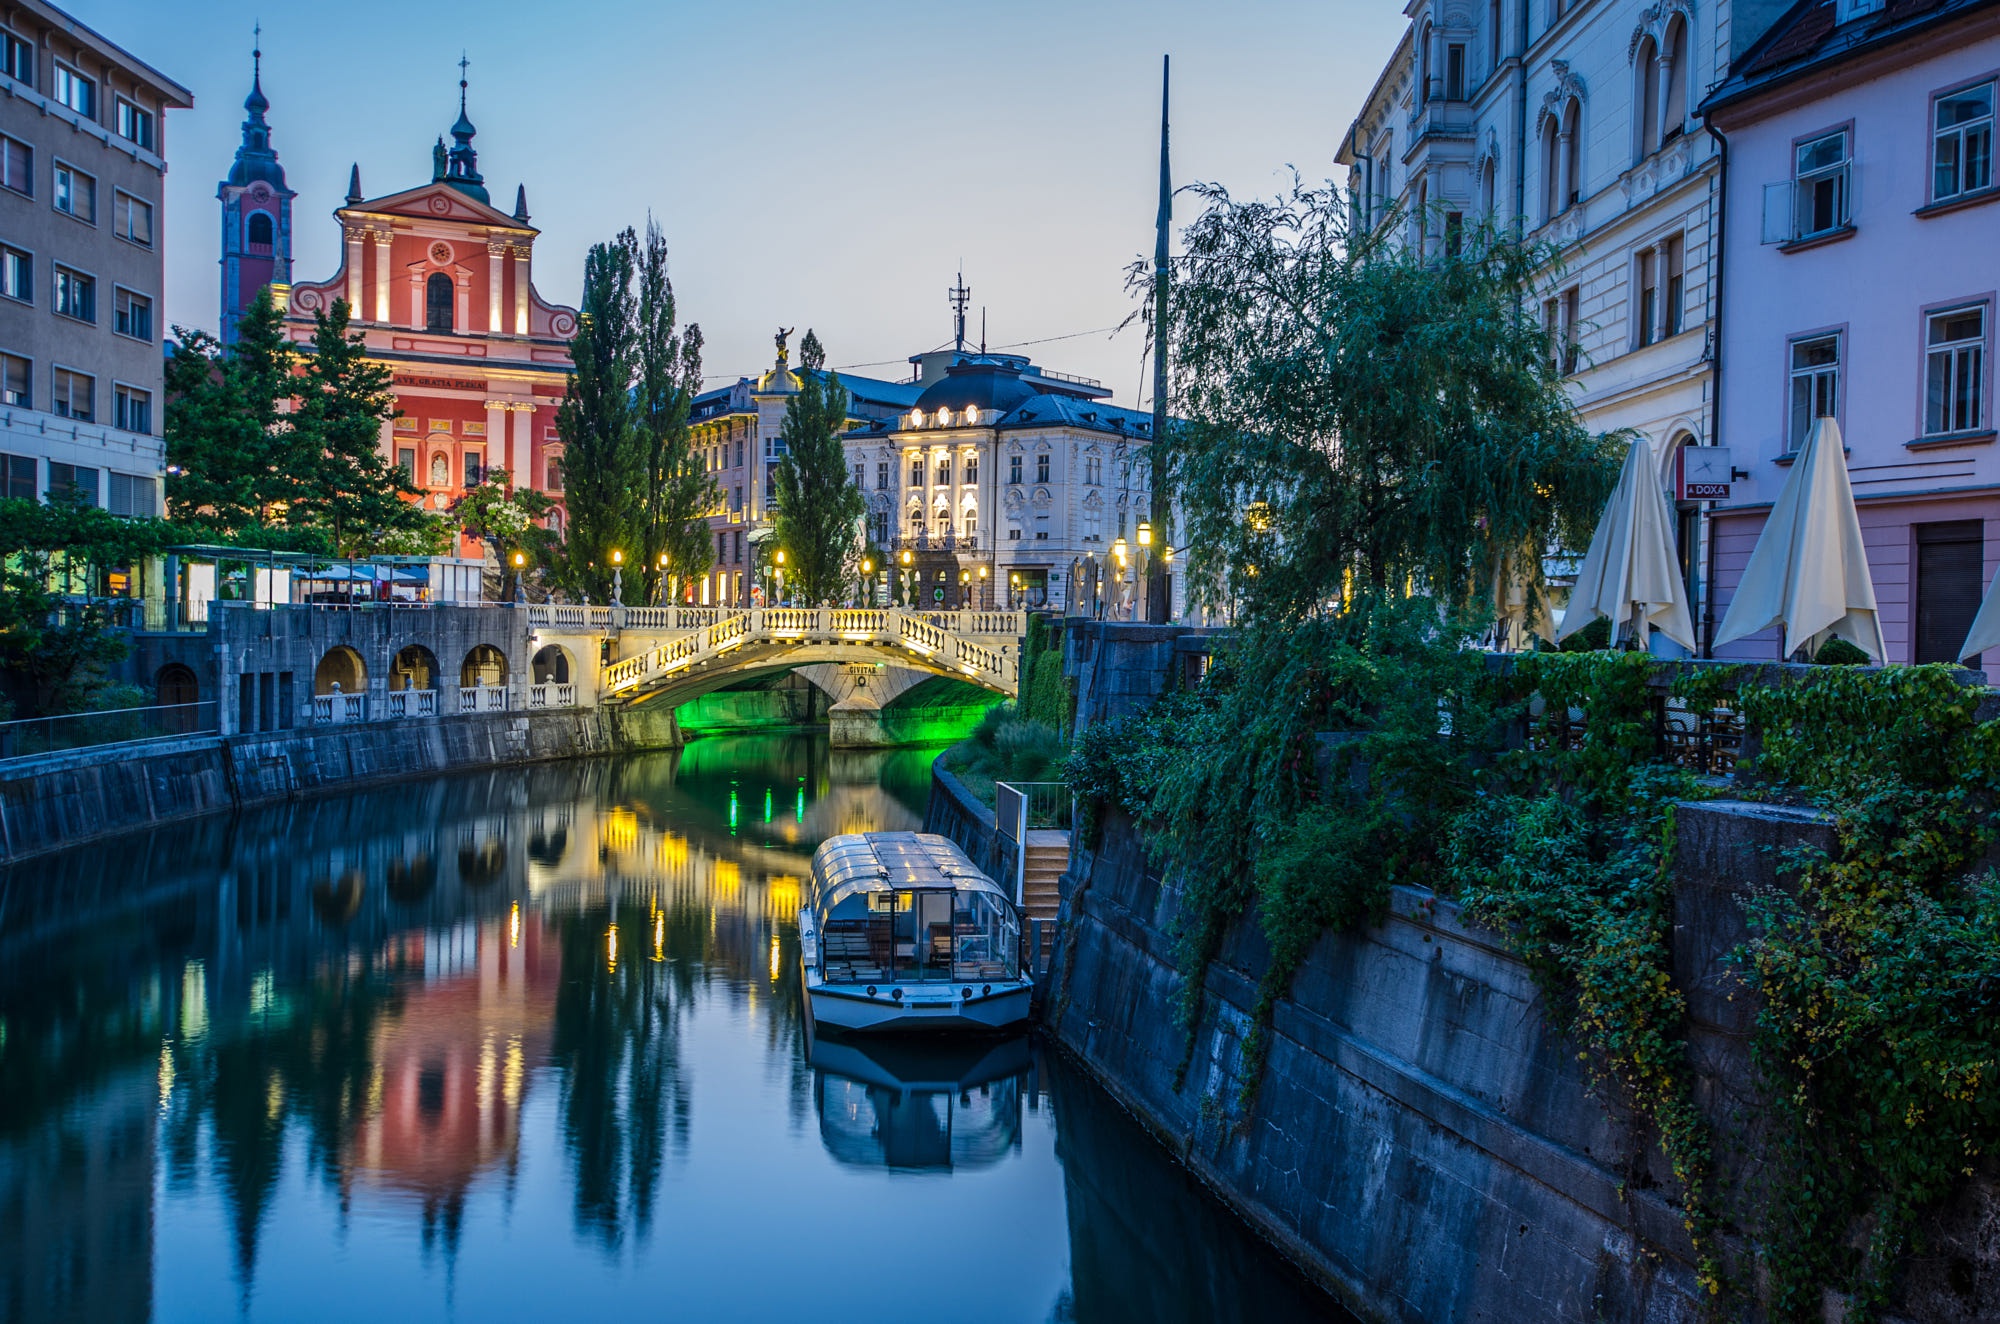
[529, 682, 578, 709]
[459, 685, 509, 713]
[313, 692, 368, 724]
[386, 688, 438, 719]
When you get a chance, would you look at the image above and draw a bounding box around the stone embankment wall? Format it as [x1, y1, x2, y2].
[1008, 619, 1998, 1324]
[0, 705, 680, 864]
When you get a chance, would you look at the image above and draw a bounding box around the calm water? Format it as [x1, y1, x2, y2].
[0, 735, 1348, 1324]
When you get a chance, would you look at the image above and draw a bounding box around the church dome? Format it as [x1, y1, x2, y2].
[911, 359, 1037, 416]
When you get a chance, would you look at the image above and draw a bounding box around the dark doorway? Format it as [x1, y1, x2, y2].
[1915, 520, 1984, 664]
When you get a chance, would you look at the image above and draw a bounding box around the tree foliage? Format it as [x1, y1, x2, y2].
[633, 220, 714, 603]
[770, 330, 863, 605]
[1149, 180, 1620, 628]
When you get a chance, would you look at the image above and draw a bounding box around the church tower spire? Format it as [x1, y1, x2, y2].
[217, 26, 296, 343]
[441, 54, 490, 204]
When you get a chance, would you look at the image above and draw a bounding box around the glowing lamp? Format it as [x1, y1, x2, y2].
[1138, 521, 1152, 547]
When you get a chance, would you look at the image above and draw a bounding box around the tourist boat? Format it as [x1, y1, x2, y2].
[798, 831, 1032, 1033]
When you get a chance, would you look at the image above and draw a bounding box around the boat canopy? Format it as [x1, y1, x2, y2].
[809, 832, 1011, 920]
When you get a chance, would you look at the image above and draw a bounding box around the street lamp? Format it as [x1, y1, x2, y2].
[1112, 537, 1131, 620]
[1009, 571, 1021, 610]
[512, 550, 526, 604]
[860, 556, 874, 607]
[899, 548, 914, 607]
[959, 568, 970, 609]
[978, 564, 988, 610]
[774, 548, 786, 606]
[610, 548, 624, 606]
[657, 551, 669, 607]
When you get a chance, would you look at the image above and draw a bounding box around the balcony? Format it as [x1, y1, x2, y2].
[891, 534, 980, 553]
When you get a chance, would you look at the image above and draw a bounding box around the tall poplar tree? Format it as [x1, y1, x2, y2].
[553, 234, 642, 600]
[770, 331, 863, 606]
[632, 220, 714, 603]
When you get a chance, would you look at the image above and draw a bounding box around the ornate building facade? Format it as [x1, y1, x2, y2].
[229, 71, 576, 554]
[217, 48, 291, 345]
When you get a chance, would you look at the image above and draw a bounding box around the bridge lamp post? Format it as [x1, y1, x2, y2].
[610, 549, 624, 607]
[511, 550, 526, 604]
[774, 548, 786, 607]
[978, 564, 988, 610]
[1009, 571, 1021, 610]
[656, 552, 669, 607]
[959, 569, 970, 609]
[899, 548, 915, 606]
[860, 557, 874, 608]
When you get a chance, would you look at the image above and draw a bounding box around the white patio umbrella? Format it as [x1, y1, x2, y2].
[1556, 436, 1697, 651]
[1713, 417, 1884, 661]
[1956, 568, 2000, 663]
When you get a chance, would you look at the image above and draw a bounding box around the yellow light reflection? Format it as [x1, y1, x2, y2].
[509, 902, 522, 948]
[157, 1042, 175, 1108]
[769, 935, 780, 982]
[179, 961, 208, 1041]
[606, 924, 619, 972]
[652, 912, 665, 962]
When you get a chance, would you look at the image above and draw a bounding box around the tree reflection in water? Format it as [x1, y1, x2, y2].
[0, 734, 1350, 1323]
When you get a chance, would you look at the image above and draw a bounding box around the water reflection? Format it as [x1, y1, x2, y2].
[0, 735, 1347, 1323]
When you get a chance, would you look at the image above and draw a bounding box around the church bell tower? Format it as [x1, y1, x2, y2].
[217, 35, 295, 343]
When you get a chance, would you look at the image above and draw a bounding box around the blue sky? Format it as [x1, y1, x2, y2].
[85, 0, 1402, 405]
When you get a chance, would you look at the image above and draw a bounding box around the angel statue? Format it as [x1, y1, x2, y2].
[774, 327, 794, 365]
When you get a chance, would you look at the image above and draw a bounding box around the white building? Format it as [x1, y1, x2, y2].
[1704, 0, 2000, 663]
[1337, 0, 1784, 636]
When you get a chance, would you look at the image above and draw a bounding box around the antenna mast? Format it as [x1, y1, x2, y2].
[949, 272, 971, 353]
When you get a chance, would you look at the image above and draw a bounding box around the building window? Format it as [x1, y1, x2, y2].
[53, 267, 93, 323]
[464, 451, 484, 487]
[936, 457, 950, 485]
[1793, 130, 1850, 240]
[1934, 81, 1995, 203]
[1, 246, 29, 304]
[1925, 304, 1987, 436]
[1009, 454, 1022, 484]
[107, 471, 155, 517]
[1036, 454, 1050, 483]
[965, 455, 977, 484]
[1662, 234, 1685, 337]
[1636, 250, 1658, 348]
[545, 458, 563, 491]
[1445, 43, 1467, 100]
[114, 191, 153, 247]
[1661, 18, 1688, 142]
[246, 210, 274, 252]
[425, 272, 454, 333]
[735, 439, 744, 467]
[1, 135, 29, 196]
[113, 288, 152, 341]
[876, 459, 888, 489]
[853, 462, 863, 488]
[53, 162, 95, 223]
[1540, 118, 1561, 221]
[1444, 210, 1464, 255]
[1, 352, 28, 408]
[1637, 37, 1660, 157]
[2, 29, 32, 88]
[1546, 287, 1581, 374]
[52, 63, 93, 118]
[115, 98, 154, 150]
[48, 461, 96, 504]
[1562, 101, 1582, 207]
[1788, 333, 1840, 451]
[0, 452, 33, 500]
[910, 457, 924, 487]
[113, 384, 151, 434]
[398, 447, 416, 479]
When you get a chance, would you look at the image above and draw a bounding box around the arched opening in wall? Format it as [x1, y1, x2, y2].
[314, 646, 366, 697]
[247, 211, 274, 253]
[1541, 117, 1561, 221]
[1562, 99, 1582, 209]
[531, 645, 572, 684]
[426, 271, 454, 333]
[1667, 433, 1702, 618]
[392, 645, 439, 692]
[458, 837, 507, 887]
[386, 853, 436, 905]
[1420, 20, 1435, 104]
[1479, 158, 1497, 218]
[1637, 36, 1661, 160]
[1661, 17, 1688, 144]
[461, 644, 507, 688]
[156, 663, 199, 732]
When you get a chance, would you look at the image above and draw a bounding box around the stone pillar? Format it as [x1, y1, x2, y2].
[512, 247, 530, 335]
[486, 242, 506, 333]
[372, 231, 392, 323]
[512, 406, 534, 490]
[485, 402, 507, 483]
[1558, 130, 1575, 211]
[344, 227, 364, 314]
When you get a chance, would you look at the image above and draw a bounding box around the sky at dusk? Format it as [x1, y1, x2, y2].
[81, 0, 1403, 407]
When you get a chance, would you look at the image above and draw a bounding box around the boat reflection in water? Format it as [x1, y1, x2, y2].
[809, 1029, 1032, 1172]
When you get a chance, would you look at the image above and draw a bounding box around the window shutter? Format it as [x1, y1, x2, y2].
[1761, 181, 1792, 244]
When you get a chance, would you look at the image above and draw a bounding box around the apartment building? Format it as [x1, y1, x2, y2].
[0, 0, 189, 515]
[1704, 0, 2000, 663]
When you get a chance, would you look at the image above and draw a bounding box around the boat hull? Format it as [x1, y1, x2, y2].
[801, 975, 1033, 1034]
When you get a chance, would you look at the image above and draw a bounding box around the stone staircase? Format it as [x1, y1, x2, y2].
[1020, 829, 1070, 924]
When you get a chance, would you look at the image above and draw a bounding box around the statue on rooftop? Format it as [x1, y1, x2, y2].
[774, 327, 793, 364]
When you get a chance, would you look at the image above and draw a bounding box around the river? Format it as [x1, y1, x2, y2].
[0, 734, 1350, 1323]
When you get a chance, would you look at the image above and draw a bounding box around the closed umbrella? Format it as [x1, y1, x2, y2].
[1713, 417, 1883, 661]
[1956, 566, 2000, 663]
[1556, 436, 1697, 651]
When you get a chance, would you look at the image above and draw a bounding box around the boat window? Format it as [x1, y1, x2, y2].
[952, 890, 1020, 982]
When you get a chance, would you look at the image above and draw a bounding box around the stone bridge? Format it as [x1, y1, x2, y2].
[180, 603, 1023, 746]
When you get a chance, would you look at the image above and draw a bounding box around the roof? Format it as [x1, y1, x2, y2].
[1703, 0, 1996, 116]
[840, 376, 1161, 443]
[808, 832, 1007, 915]
[692, 366, 923, 421]
[23, 0, 193, 107]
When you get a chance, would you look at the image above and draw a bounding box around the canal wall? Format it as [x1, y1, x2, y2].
[0, 705, 682, 864]
[1010, 619, 2000, 1324]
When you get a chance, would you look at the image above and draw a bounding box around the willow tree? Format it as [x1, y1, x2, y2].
[770, 331, 863, 605]
[1154, 180, 1617, 630]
